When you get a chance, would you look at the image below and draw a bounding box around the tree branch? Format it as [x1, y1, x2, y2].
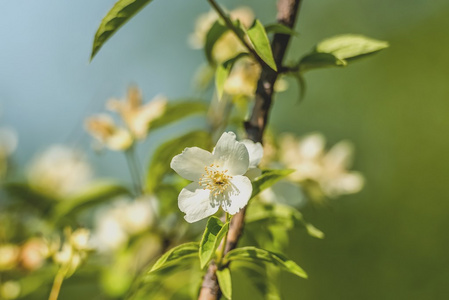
[198, 0, 303, 299]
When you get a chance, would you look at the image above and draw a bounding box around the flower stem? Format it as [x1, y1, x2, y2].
[125, 145, 144, 196]
[48, 266, 68, 300]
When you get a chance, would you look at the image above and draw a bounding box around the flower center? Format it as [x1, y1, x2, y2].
[199, 164, 232, 196]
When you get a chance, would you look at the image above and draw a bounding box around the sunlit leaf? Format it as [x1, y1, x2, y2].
[91, 0, 154, 60]
[148, 100, 208, 131]
[225, 246, 307, 279]
[145, 131, 212, 193]
[199, 216, 229, 269]
[216, 267, 232, 299]
[299, 52, 347, 71]
[265, 23, 298, 36]
[316, 34, 389, 61]
[251, 169, 294, 198]
[150, 242, 199, 273]
[246, 202, 324, 239]
[246, 19, 277, 71]
[52, 181, 130, 222]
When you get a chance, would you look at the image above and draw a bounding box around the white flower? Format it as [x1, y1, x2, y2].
[279, 133, 364, 199]
[241, 139, 263, 180]
[85, 114, 133, 151]
[171, 132, 253, 223]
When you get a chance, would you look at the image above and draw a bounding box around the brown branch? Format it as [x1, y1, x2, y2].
[198, 0, 303, 299]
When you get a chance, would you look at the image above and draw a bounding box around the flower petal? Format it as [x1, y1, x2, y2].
[171, 147, 213, 181]
[212, 132, 249, 175]
[241, 139, 263, 168]
[220, 175, 252, 215]
[178, 182, 219, 223]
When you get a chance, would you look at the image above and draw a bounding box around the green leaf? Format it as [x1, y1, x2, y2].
[225, 246, 307, 279]
[216, 268, 232, 299]
[232, 262, 281, 300]
[150, 242, 199, 273]
[204, 20, 229, 64]
[215, 63, 231, 100]
[148, 100, 208, 131]
[316, 34, 389, 61]
[299, 52, 347, 72]
[265, 23, 298, 36]
[145, 131, 212, 193]
[215, 53, 249, 99]
[3, 182, 57, 212]
[251, 169, 294, 198]
[199, 217, 229, 269]
[246, 19, 277, 71]
[91, 0, 154, 60]
[52, 181, 130, 223]
[246, 202, 324, 239]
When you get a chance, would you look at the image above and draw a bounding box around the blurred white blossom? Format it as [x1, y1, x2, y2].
[107, 87, 167, 139]
[0, 244, 19, 270]
[19, 237, 50, 271]
[27, 145, 92, 198]
[279, 133, 365, 199]
[92, 196, 156, 251]
[0, 280, 20, 300]
[53, 228, 91, 277]
[85, 114, 133, 151]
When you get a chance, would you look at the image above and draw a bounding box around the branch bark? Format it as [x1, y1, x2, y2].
[198, 0, 302, 299]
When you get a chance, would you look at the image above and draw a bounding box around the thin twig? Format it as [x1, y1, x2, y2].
[198, 0, 303, 299]
[207, 0, 264, 66]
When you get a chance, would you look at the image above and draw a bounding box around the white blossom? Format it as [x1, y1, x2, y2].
[171, 132, 254, 223]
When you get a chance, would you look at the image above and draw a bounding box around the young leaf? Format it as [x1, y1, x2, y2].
[216, 268, 232, 299]
[215, 53, 249, 99]
[150, 242, 199, 273]
[148, 100, 208, 131]
[215, 63, 231, 100]
[246, 19, 277, 71]
[145, 131, 212, 193]
[265, 23, 299, 36]
[251, 169, 295, 198]
[199, 216, 229, 269]
[204, 20, 229, 64]
[52, 181, 130, 223]
[225, 246, 307, 279]
[316, 34, 389, 61]
[91, 0, 154, 60]
[298, 52, 347, 72]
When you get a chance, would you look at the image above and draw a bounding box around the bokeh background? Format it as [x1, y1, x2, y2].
[1, 0, 448, 299]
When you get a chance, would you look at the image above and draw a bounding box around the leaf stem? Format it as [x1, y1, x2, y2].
[206, 0, 263, 66]
[215, 213, 231, 267]
[125, 145, 144, 196]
